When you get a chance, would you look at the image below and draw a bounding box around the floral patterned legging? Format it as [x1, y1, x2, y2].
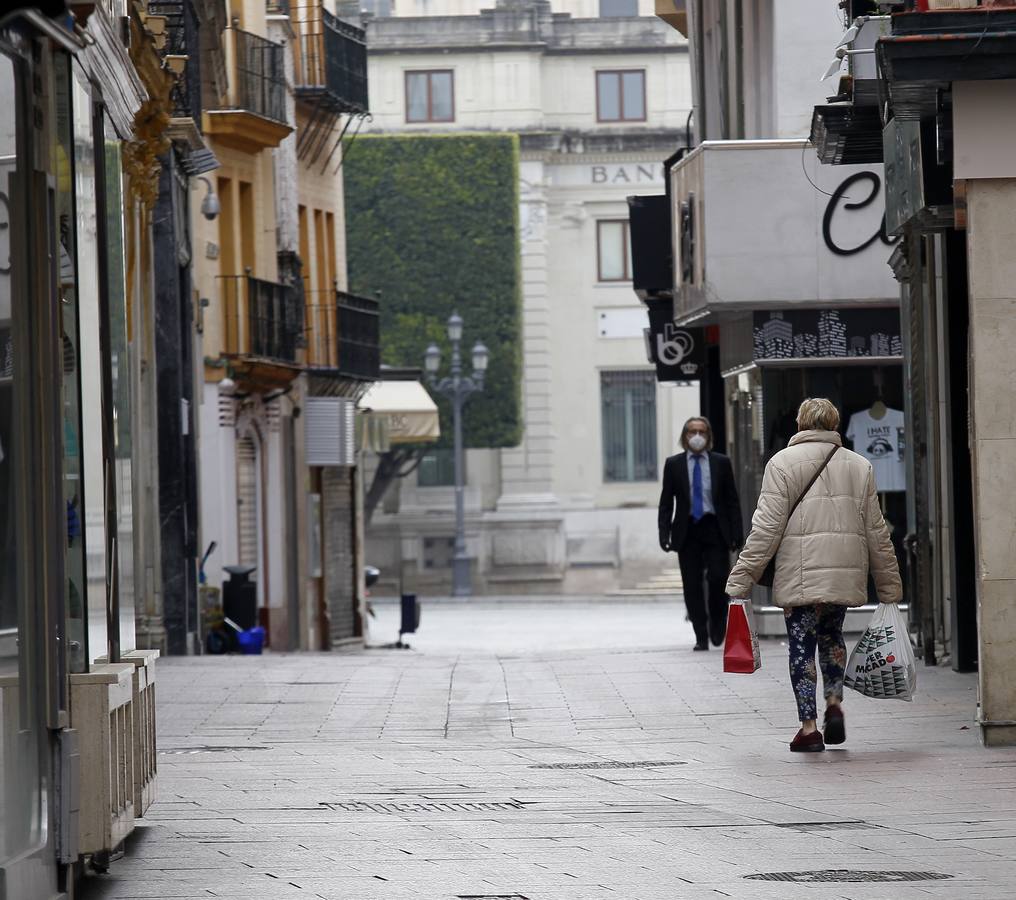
[785, 604, 848, 721]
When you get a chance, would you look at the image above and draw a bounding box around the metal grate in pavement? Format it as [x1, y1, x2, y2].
[773, 821, 880, 832]
[745, 870, 953, 883]
[530, 760, 686, 770]
[159, 746, 273, 755]
[322, 801, 529, 814]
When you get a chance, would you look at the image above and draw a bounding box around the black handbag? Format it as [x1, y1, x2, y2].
[757, 444, 839, 589]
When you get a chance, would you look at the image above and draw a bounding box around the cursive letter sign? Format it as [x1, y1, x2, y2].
[822, 172, 898, 257]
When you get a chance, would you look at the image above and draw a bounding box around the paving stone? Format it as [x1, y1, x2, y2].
[79, 601, 1016, 900]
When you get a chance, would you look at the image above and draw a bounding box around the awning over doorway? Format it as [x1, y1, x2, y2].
[357, 379, 440, 445]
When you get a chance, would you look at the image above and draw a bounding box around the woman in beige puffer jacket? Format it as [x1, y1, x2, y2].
[726, 398, 902, 753]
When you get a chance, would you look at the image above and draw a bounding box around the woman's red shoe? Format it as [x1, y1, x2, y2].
[790, 729, 825, 753]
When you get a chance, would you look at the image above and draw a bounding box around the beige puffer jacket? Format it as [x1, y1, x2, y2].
[725, 430, 902, 608]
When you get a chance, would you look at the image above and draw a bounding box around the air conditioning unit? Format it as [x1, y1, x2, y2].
[305, 397, 356, 466]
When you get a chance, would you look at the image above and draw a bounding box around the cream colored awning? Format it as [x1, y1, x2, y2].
[357, 379, 441, 445]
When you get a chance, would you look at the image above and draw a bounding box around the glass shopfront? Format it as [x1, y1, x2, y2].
[0, 42, 47, 875]
[724, 307, 909, 604]
[73, 65, 110, 668]
[1, 11, 148, 893]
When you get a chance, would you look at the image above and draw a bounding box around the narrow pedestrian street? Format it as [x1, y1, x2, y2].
[81, 602, 1014, 900]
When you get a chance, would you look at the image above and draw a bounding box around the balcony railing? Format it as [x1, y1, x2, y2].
[220, 273, 302, 363]
[292, 4, 368, 113]
[305, 291, 338, 367]
[151, 0, 202, 122]
[303, 289, 379, 378]
[337, 290, 379, 379]
[232, 27, 287, 124]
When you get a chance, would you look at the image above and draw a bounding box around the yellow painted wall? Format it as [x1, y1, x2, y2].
[295, 104, 349, 367]
[193, 142, 280, 363]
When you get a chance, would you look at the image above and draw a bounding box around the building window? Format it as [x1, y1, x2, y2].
[601, 370, 657, 483]
[596, 70, 646, 122]
[597, 220, 632, 282]
[405, 70, 454, 123]
[418, 447, 461, 487]
[600, 0, 638, 16]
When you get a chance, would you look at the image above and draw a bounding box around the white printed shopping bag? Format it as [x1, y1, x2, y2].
[843, 603, 917, 701]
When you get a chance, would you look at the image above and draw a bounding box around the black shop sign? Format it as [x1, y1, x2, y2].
[753, 308, 902, 361]
[646, 302, 706, 381]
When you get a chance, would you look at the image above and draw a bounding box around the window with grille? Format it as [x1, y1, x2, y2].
[601, 370, 658, 483]
[596, 70, 646, 122]
[418, 447, 460, 487]
[597, 220, 632, 282]
[405, 70, 454, 123]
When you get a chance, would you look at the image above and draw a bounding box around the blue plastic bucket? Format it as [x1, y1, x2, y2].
[237, 626, 265, 655]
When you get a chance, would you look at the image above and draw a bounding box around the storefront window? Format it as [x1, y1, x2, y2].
[0, 44, 44, 866]
[760, 363, 908, 598]
[102, 117, 136, 655]
[73, 67, 108, 665]
[55, 58, 87, 674]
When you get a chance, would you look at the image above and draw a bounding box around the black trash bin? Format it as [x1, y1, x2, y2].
[400, 593, 420, 637]
[223, 564, 258, 631]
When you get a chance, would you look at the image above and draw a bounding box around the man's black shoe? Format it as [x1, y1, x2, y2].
[693, 641, 709, 651]
[709, 621, 727, 647]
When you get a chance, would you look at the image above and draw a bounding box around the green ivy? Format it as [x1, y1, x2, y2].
[343, 133, 522, 448]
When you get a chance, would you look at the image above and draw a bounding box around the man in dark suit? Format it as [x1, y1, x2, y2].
[658, 416, 744, 650]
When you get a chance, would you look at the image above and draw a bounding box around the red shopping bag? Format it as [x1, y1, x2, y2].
[723, 598, 761, 674]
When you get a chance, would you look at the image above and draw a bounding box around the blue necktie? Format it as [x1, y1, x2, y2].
[692, 455, 704, 522]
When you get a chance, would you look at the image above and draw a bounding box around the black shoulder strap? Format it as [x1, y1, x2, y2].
[788, 444, 839, 519]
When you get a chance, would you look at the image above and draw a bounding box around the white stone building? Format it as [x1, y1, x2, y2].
[359, 0, 699, 594]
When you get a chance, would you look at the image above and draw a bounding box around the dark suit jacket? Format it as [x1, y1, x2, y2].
[658, 450, 744, 552]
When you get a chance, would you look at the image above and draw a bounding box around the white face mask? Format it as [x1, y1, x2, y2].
[688, 434, 707, 453]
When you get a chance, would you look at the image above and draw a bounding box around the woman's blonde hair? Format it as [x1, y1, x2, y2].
[796, 397, 840, 432]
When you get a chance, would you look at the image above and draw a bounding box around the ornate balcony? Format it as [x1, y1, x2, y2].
[204, 25, 292, 152]
[150, 0, 202, 125]
[292, 4, 368, 114]
[304, 289, 379, 380]
[219, 273, 303, 364]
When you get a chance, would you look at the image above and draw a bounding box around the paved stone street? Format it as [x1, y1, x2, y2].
[82, 602, 1016, 900]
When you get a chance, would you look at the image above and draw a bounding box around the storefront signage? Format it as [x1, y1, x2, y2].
[822, 172, 898, 257]
[646, 301, 705, 381]
[753, 309, 902, 361]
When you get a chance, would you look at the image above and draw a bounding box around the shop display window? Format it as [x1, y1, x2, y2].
[0, 43, 45, 868]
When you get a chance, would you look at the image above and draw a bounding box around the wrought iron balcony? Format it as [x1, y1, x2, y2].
[220, 273, 303, 363]
[150, 0, 203, 123]
[205, 25, 291, 151]
[292, 4, 368, 114]
[305, 290, 338, 368]
[233, 27, 287, 124]
[337, 290, 379, 380]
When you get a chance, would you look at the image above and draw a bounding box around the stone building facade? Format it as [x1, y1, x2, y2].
[360, 0, 699, 595]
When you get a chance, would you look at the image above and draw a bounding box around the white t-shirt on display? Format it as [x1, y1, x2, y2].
[846, 407, 906, 492]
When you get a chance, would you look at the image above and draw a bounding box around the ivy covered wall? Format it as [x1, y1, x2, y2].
[343, 133, 522, 448]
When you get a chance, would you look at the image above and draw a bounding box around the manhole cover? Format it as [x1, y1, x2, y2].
[774, 821, 879, 832]
[323, 801, 529, 814]
[745, 870, 953, 883]
[159, 746, 273, 755]
[531, 760, 686, 770]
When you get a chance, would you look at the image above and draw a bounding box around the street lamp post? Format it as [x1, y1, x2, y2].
[424, 313, 489, 597]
